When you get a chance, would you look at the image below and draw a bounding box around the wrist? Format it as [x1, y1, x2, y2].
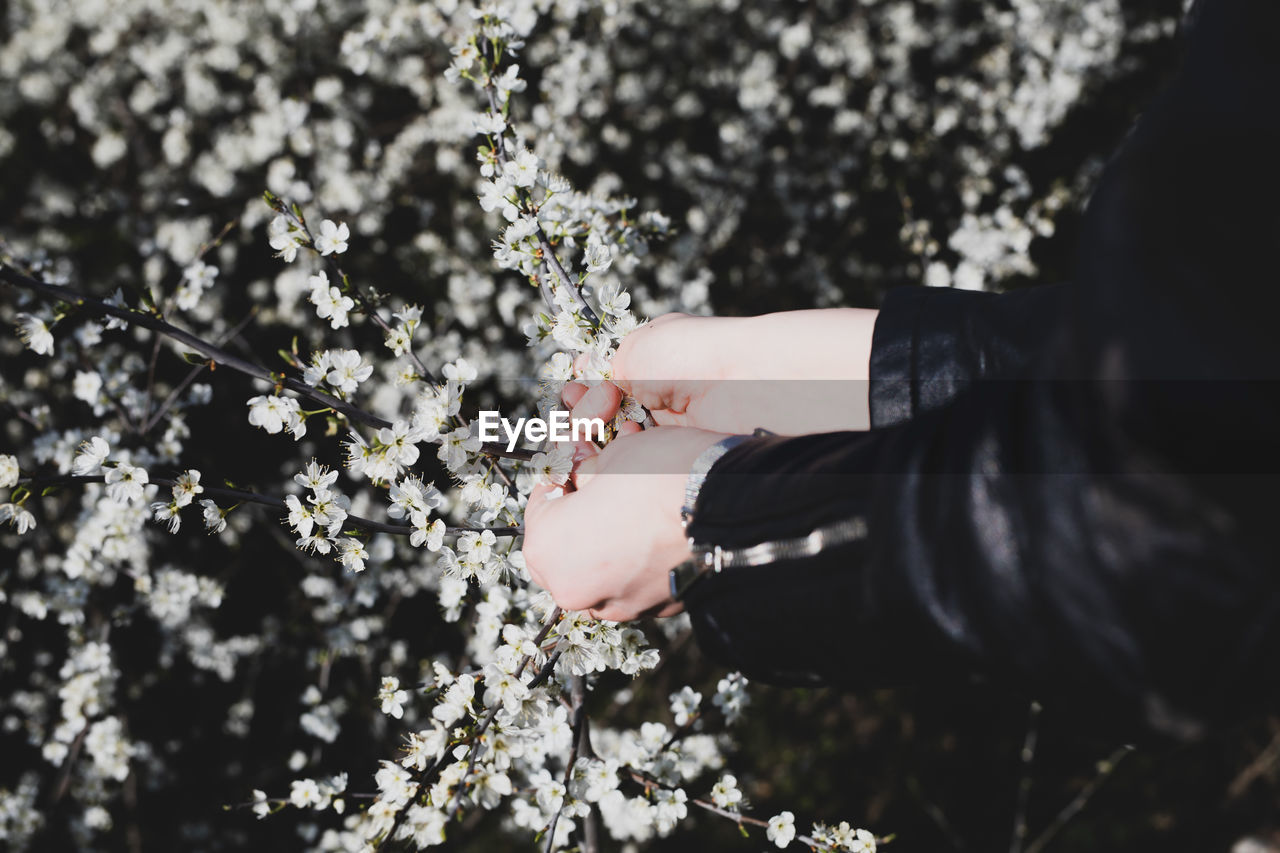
[681, 433, 752, 526]
[650, 428, 728, 574]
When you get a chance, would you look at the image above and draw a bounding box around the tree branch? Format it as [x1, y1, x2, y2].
[0, 263, 536, 462]
[1024, 744, 1134, 853]
[18, 473, 522, 538]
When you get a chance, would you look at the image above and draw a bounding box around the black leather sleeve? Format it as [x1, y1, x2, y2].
[684, 0, 1280, 740]
[868, 282, 1070, 429]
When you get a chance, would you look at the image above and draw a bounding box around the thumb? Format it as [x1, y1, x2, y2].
[573, 453, 600, 490]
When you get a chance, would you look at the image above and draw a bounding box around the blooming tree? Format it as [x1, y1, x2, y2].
[0, 0, 1183, 849]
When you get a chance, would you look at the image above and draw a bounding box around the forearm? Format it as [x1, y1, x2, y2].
[733, 308, 879, 382]
[692, 308, 878, 434]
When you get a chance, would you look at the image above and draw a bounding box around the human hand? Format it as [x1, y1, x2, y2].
[602, 309, 876, 435]
[522, 382, 727, 621]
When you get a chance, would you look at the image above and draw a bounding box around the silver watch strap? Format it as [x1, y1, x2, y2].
[669, 515, 869, 600]
[680, 434, 749, 526]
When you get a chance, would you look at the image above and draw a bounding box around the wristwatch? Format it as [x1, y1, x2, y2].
[680, 433, 751, 529]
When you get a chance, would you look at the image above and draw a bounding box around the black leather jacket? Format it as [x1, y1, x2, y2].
[684, 0, 1280, 741]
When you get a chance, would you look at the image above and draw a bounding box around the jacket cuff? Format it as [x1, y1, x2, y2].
[868, 286, 997, 429]
[869, 284, 1069, 428]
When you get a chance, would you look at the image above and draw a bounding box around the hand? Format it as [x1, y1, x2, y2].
[604, 309, 877, 435]
[523, 382, 727, 621]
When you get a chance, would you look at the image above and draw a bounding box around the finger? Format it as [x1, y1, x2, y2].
[616, 420, 642, 437]
[649, 409, 687, 428]
[570, 437, 599, 463]
[586, 582, 686, 622]
[523, 481, 568, 587]
[571, 381, 623, 424]
[588, 599, 682, 622]
[525, 481, 568, 521]
[647, 600, 686, 618]
[561, 381, 588, 408]
[523, 482, 610, 612]
[565, 435, 599, 485]
[572, 453, 600, 490]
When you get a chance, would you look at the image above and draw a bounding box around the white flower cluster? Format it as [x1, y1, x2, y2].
[0, 453, 36, 534]
[284, 460, 362, 565]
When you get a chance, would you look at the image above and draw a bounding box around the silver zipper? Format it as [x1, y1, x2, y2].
[669, 516, 869, 600]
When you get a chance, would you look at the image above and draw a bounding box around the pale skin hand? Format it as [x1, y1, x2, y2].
[607, 308, 879, 435]
[523, 383, 726, 621]
[525, 309, 879, 620]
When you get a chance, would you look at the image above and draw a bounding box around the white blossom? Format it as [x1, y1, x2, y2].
[710, 773, 742, 810]
[0, 454, 19, 488]
[247, 395, 306, 439]
[200, 499, 227, 534]
[104, 463, 149, 505]
[767, 811, 797, 848]
[529, 445, 573, 488]
[0, 503, 36, 534]
[16, 313, 54, 356]
[268, 214, 307, 262]
[503, 147, 540, 188]
[324, 349, 373, 394]
[73, 436, 110, 476]
[171, 469, 203, 507]
[669, 686, 702, 727]
[336, 537, 368, 572]
[289, 778, 324, 809]
[313, 219, 350, 256]
[378, 676, 409, 719]
[151, 501, 181, 533]
[308, 271, 355, 329]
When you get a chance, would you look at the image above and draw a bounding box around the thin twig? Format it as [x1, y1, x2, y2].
[544, 675, 588, 853]
[1, 264, 382, 424]
[1024, 744, 1134, 853]
[480, 65, 600, 330]
[75, 348, 138, 433]
[51, 726, 90, 804]
[279, 202, 521, 494]
[526, 650, 563, 691]
[0, 263, 536, 462]
[1225, 721, 1280, 801]
[906, 775, 966, 851]
[284, 206, 441, 388]
[144, 221, 238, 428]
[447, 702, 502, 820]
[1010, 700, 1041, 853]
[18, 473, 522, 538]
[623, 766, 885, 850]
[142, 307, 259, 435]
